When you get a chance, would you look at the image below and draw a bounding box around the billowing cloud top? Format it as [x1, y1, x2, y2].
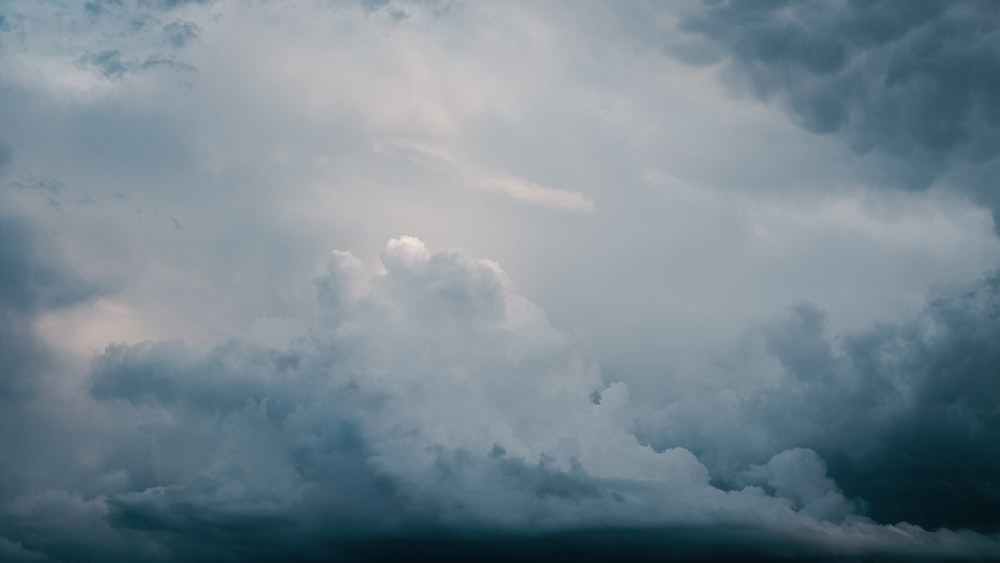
[1, 1, 999, 561]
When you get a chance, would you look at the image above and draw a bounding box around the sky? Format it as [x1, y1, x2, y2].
[1, 0, 999, 561]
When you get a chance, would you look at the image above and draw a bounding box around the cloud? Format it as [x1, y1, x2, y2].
[84, 0, 125, 17]
[744, 448, 857, 523]
[0, 219, 100, 401]
[78, 50, 130, 80]
[140, 0, 214, 11]
[0, 238, 996, 560]
[0, 218, 110, 562]
[162, 20, 199, 49]
[636, 269, 1000, 532]
[823, 272, 1000, 530]
[0, 139, 11, 173]
[79, 49, 194, 79]
[2, 1, 1000, 560]
[0, 537, 46, 562]
[334, 524, 1000, 563]
[388, 139, 595, 213]
[677, 0, 1000, 228]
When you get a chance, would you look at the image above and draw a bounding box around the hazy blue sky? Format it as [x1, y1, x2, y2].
[2, 1, 1000, 561]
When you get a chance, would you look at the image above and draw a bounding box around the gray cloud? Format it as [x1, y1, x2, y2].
[826, 272, 1000, 530]
[1, 238, 997, 560]
[162, 20, 199, 49]
[0, 140, 11, 174]
[84, 0, 125, 17]
[0, 219, 98, 401]
[744, 448, 858, 523]
[79, 50, 129, 80]
[638, 269, 1000, 532]
[79, 49, 194, 79]
[3, 1, 1000, 560]
[678, 0, 1000, 227]
[140, 0, 214, 11]
[0, 218, 107, 563]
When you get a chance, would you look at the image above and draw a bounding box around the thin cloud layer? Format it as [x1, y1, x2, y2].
[388, 140, 594, 212]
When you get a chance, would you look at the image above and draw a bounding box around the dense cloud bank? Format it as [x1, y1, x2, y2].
[0, 237, 997, 561]
[647, 271, 1000, 532]
[679, 0, 1000, 227]
[780, 277, 1000, 531]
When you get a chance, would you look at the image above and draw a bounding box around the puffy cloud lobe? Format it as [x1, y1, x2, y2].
[744, 448, 857, 523]
[678, 0, 1000, 227]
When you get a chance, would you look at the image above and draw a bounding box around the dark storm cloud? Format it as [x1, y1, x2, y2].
[729, 271, 1000, 532]
[828, 272, 1000, 531]
[0, 11, 24, 51]
[679, 0, 1000, 224]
